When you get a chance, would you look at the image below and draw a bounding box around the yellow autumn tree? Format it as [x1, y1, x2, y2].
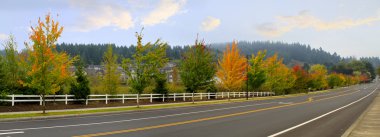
[217, 41, 247, 98]
[262, 53, 295, 95]
[23, 14, 75, 113]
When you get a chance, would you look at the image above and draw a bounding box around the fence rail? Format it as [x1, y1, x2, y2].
[1, 92, 275, 106]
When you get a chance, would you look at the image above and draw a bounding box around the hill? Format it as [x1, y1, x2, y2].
[56, 41, 379, 69]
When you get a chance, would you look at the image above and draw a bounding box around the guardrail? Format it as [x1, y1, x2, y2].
[1, 92, 275, 106]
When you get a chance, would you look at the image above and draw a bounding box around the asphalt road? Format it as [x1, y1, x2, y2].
[0, 82, 378, 137]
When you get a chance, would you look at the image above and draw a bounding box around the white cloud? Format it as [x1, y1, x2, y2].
[201, 16, 221, 32]
[141, 0, 186, 26]
[69, 0, 134, 32]
[257, 10, 380, 37]
[0, 33, 8, 41]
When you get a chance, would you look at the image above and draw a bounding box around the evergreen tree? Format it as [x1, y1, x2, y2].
[70, 58, 90, 104]
[153, 75, 168, 95]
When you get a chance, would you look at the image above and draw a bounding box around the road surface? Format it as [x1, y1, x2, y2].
[0, 82, 378, 137]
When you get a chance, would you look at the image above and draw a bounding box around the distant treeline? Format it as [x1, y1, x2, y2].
[56, 41, 380, 69]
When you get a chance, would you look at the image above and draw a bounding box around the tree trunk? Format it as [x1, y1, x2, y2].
[42, 94, 46, 114]
[192, 91, 195, 104]
[228, 91, 230, 101]
[137, 94, 140, 108]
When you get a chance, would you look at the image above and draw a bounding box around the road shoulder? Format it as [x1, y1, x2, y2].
[342, 91, 380, 137]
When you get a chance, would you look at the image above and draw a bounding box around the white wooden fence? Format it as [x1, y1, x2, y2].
[1, 92, 275, 106]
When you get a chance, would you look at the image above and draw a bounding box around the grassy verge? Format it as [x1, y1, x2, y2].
[0, 89, 337, 120]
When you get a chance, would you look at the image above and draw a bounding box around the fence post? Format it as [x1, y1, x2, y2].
[222, 92, 224, 98]
[238, 92, 241, 97]
[65, 94, 68, 105]
[215, 93, 218, 99]
[86, 96, 88, 105]
[105, 94, 108, 104]
[12, 94, 14, 106]
[183, 93, 186, 101]
[40, 96, 42, 106]
[228, 92, 230, 99]
[200, 93, 202, 100]
[174, 93, 176, 102]
[233, 92, 236, 98]
[162, 94, 165, 102]
[192, 93, 194, 103]
[122, 94, 125, 104]
[136, 94, 140, 107]
[150, 93, 153, 103]
[208, 92, 210, 100]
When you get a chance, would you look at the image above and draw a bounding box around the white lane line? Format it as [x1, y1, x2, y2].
[312, 88, 353, 98]
[0, 102, 277, 132]
[0, 131, 24, 135]
[268, 86, 379, 137]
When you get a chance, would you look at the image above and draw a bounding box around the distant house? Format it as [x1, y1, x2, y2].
[77, 62, 179, 83]
[161, 62, 177, 83]
[85, 65, 104, 76]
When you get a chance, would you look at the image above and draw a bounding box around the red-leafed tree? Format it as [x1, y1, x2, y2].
[292, 64, 310, 93]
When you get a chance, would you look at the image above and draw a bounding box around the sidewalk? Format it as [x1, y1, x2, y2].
[343, 91, 380, 137]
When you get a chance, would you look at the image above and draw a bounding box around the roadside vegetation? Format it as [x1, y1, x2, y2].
[0, 13, 377, 113]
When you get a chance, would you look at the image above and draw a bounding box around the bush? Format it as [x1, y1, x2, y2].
[168, 84, 186, 93]
[153, 76, 168, 95]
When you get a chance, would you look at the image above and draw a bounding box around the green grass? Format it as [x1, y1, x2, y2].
[0, 100, 240, 119]
[0, 88, 338, 120]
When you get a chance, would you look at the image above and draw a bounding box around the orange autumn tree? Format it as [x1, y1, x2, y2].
[23, 14, 75, 113]
[217, 41, 247, 99]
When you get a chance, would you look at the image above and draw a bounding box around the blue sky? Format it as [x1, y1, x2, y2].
[0, 0, 380, 57]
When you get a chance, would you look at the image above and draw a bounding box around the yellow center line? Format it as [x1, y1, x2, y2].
[73, 89, 363, 137]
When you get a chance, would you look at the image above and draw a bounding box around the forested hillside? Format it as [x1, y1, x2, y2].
[211, 41, 342, 68]
[56, 41, 343, 68]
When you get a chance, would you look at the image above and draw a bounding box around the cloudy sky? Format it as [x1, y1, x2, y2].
[0, 0, 380, 57]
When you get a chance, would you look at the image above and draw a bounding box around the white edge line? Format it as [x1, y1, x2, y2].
[0, 102, 277, 132]
[268, 86, 378, 137]
[0, 131, 24, 135]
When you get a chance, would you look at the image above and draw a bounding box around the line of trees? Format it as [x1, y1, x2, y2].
[0, 13, 377, 112]
[54, 41, 380, 69]
[214, 43, 374, 96]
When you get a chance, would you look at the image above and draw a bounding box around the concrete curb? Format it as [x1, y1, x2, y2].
[341, 92, 379, 137]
